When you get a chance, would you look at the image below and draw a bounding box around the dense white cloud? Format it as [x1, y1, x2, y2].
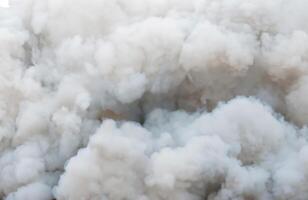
[0, 0, 308, 199]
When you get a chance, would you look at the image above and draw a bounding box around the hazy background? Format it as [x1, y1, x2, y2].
[0, 0, 8, 7]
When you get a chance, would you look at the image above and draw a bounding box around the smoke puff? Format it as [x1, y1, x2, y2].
[1, 0, 308, 199]
[54, 98, 304, 200]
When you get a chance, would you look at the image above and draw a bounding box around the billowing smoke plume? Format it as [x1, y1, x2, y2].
[1, 0, 308, 199]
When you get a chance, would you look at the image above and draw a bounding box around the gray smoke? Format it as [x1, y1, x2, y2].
[1, 0, 308, 199]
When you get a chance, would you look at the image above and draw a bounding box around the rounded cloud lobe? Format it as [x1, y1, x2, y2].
[1, 0, 308, 199]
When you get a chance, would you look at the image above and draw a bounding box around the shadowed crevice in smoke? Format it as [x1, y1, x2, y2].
[1, 0, 308, 200]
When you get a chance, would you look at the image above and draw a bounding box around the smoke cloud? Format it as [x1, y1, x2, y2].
[1, 0, 308, 199]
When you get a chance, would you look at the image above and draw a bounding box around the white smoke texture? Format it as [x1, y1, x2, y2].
[1, 0, 308, 199]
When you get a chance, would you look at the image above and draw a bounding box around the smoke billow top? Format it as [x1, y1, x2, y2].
[1, 0, 308, 199]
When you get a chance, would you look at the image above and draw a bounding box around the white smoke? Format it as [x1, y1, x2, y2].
[1, 0, 308, 199]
